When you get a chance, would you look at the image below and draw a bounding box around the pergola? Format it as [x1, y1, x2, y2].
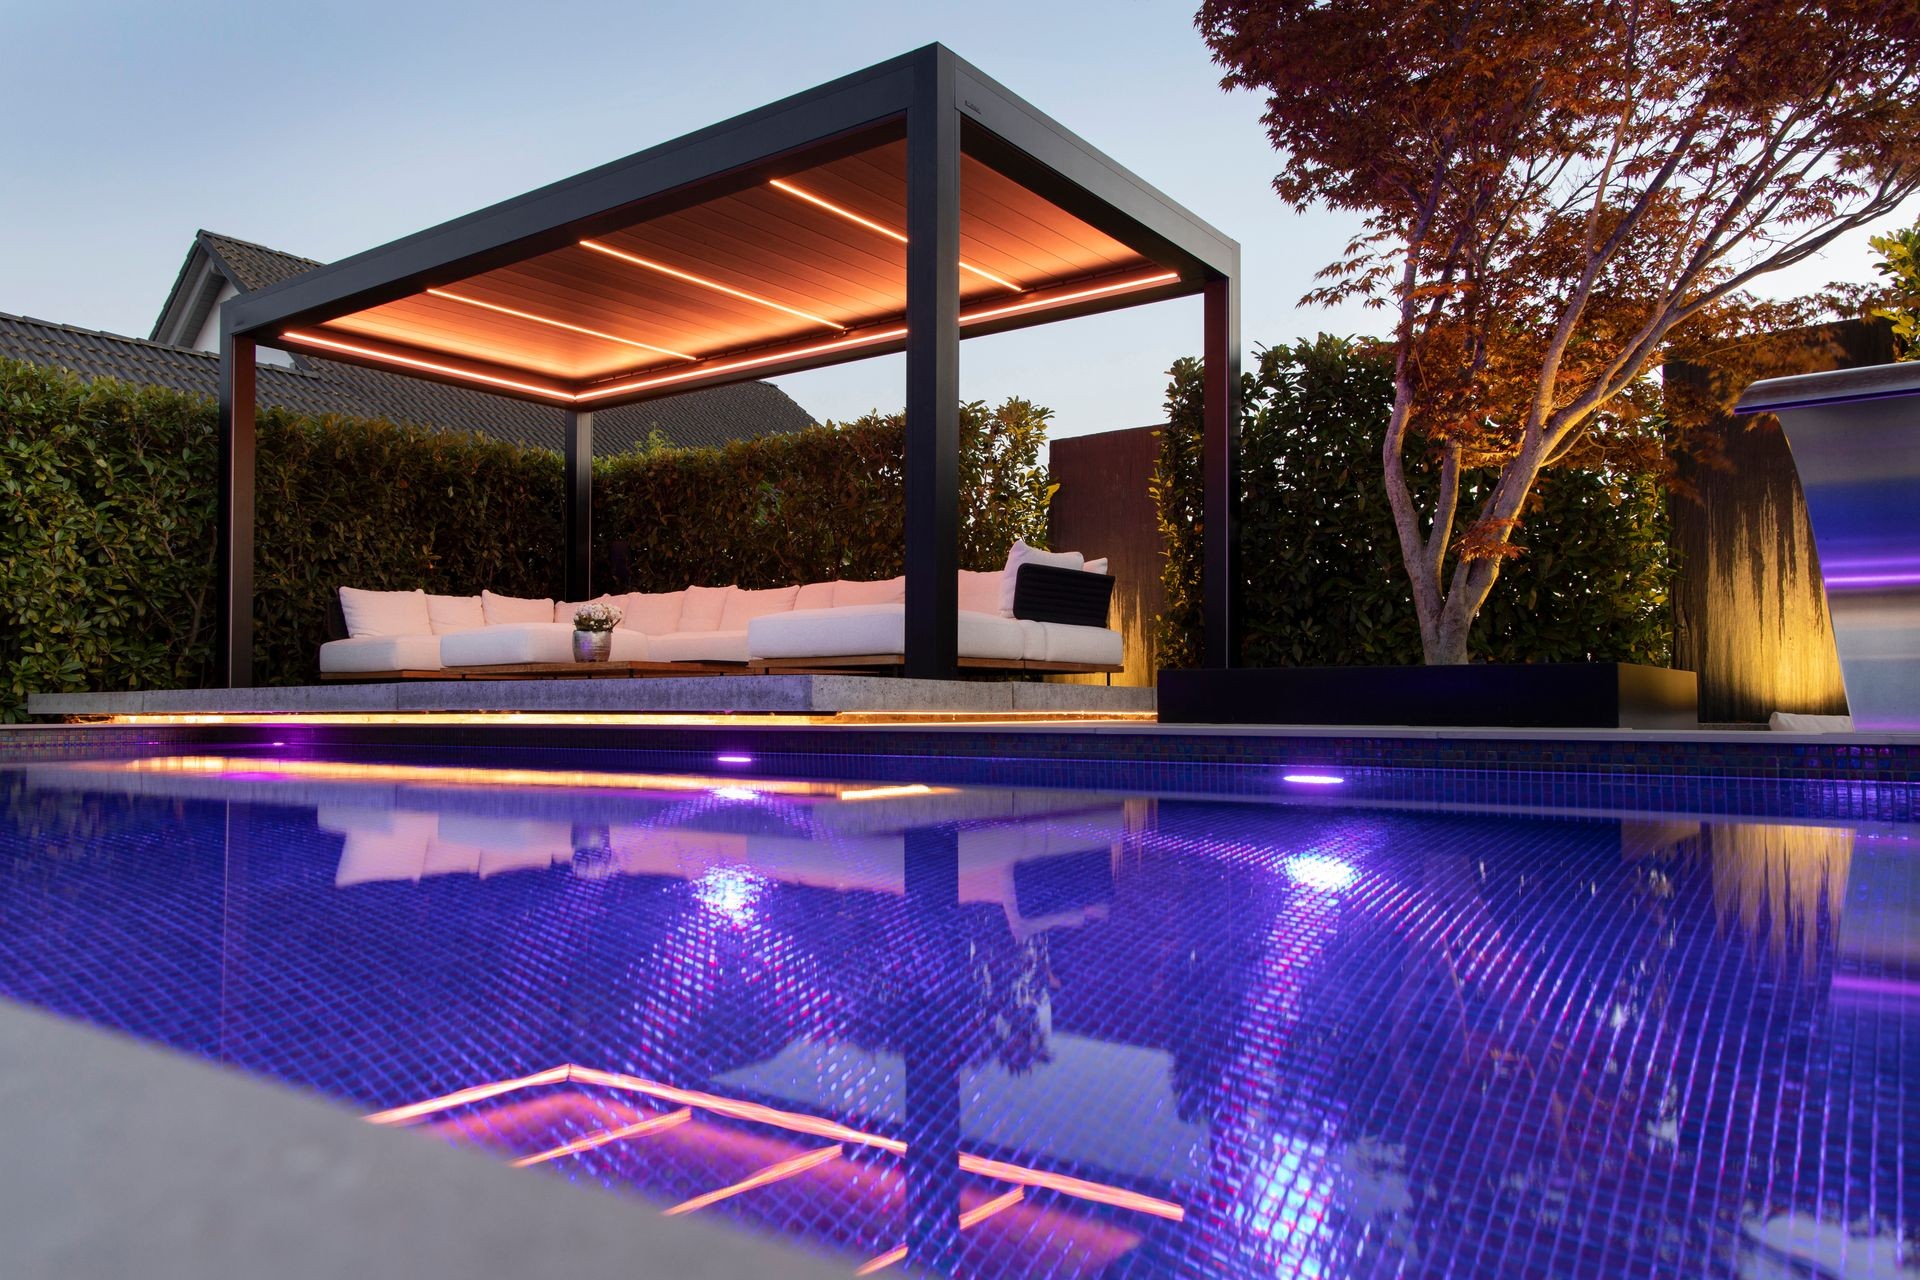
[217, 44, 1239, 686]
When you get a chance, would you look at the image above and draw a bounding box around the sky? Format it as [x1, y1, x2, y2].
[1, 0, 1911, 440]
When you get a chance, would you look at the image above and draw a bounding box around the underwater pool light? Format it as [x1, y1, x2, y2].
[1283, 854, 1359, 893]
[710, 786, 760, 801]
[1282, 773, 1345, 786]
[715, 754, 753, 765]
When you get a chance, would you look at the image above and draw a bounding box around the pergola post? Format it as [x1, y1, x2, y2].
[564, 410, 594, 601]
[217, 326, 256, 688]
[1202, 272, 1240, 669]
[903, 51, 962, 681]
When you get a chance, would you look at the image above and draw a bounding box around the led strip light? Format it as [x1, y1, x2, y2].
[426, 288, 698, 362]
[579, 239, 845, 331]
[768, 178, 1025, 292]
[284, 270, 1180, 404]
[366, 1062, 1186, 1222]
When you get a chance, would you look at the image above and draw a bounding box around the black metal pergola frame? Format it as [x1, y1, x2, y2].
[217, 44, 1239, 686]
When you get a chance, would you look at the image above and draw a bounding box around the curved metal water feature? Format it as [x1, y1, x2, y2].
[1736, 363, 1920, 731]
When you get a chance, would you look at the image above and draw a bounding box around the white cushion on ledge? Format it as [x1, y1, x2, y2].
[619, 590, 685, 635]
[1023, 620, 1123, 666]
[482, 590, 555, 625]
[441, 622, 649, 666]
[426, 594, 486, 635]
[748, 604, 1026, 661]
[319, 634, 444, 673]
[339, 587, 433, 638]
[648, 629, 751, 663]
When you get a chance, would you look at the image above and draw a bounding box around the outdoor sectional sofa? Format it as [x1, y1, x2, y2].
[318, 544, 1120, 680]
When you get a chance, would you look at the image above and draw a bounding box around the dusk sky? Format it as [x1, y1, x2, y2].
[3, 0, 1910, 439]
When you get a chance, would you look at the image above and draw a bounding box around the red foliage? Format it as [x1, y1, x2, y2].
[1198, 0, 1920, 661]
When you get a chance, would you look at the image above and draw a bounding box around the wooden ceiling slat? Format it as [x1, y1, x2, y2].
[323, 135, 1162, 384]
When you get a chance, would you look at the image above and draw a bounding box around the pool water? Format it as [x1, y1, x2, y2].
[0, 750, 1913, 1278]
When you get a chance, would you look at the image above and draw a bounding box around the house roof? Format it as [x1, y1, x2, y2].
[0, 309, 816, 454]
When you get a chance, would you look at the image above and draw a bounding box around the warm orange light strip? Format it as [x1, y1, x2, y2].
[509, 1106, 691, 1167]
[278, 331, 573, 401]
[768, 179, 1024, 292]
[573, 325, 908, 402]
[279, 270, 1180, 405]
[567, 1066, 907, 1152]
[78, 755, 853, 798]
[961, 271, 1181, 325]
[956, 1153, 1185, 1221]
[663, 1144, 845, 1216]
[373, 1065, 1187, 1223]
[574, 269, 1180, 403]
[363, 1065, 572, 1126]
[89, 711, 1156, 728]
[426, 288, 698, 362]
[579, 239, 844, 331]
[855, 1188, 1027, 1275]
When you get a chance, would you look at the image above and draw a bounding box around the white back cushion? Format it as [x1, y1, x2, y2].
[834, 576, 905, 608]
[425, 593, 485, 634]
[554, 596, 620, 625]
[720, 584, 799, 629]
[339, 587, 433, 638]
[957, 569, 1003, 614]
[619, 590, 685, 634]
[793, 581, 836, 611]
[999, 539, 1084, 616]
[482, 590, 555, 625]
[678, 585, 733, 632]
[1084, 557, 1109, 575]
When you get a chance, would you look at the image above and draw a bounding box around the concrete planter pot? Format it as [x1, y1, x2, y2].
[571, 630, 612, 663]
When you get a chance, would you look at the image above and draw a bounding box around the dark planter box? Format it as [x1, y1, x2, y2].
[1158, 663, 1698, 729]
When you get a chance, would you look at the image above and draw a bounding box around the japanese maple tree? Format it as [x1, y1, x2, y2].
[1197, 0, 1920, 663]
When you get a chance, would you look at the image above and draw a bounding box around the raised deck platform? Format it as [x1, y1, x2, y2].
[28, 675, 1156, 719]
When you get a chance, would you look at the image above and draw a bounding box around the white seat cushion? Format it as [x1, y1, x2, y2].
[481, 589, 555, 625]
[719, 584, 799, 629]
[833, 576, 904, 607]
[958, 569, 1003, 614]
[678, 585, 733, 631]
[648, 629, 751, 663]
[1027, 621, 1123, 666]
[440, 622, 648, 666]
[426, 594, 486, 634]
[794, 581, 836, 611]
[748, 604, 1025, 661]
[319, 634, 443, 673]
[619, 589, 685, 635]
[339, 587, 433, 638]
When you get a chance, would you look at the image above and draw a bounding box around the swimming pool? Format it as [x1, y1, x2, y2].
[1, 746, 1913, 1278]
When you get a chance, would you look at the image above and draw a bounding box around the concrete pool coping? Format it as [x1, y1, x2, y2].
[0, 999, 845, 1280]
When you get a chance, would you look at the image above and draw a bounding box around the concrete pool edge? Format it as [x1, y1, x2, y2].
[0, 997, 845, 1280]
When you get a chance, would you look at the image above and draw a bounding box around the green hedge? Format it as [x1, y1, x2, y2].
[0, 358, 1051, 719]
[594, 398, 1053, 588]
[1154, 336, 1673, 668]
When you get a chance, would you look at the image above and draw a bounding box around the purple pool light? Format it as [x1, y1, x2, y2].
[710, 786, 760, 802]
[1282, 853, 1359, 892]
[1282, 773, 1345, 786]
[715, 754, 753, 765]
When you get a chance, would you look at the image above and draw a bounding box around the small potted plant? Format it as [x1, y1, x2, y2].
[571, 601, 623, 662]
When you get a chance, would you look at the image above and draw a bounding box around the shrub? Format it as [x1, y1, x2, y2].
[1154, 336, 1672, 668]
[0, 358, 1052, 718]
[595, 398, 1054, 588]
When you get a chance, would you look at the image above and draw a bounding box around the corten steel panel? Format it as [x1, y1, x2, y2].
[1737, 360, 1920, 732]
[313, 138, 1156, 388]
[1667, 321, 1888, 723]
[1048, 425, 1167, 688]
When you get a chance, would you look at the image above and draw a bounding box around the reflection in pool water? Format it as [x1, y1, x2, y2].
[0, 755, 1913, 1278]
